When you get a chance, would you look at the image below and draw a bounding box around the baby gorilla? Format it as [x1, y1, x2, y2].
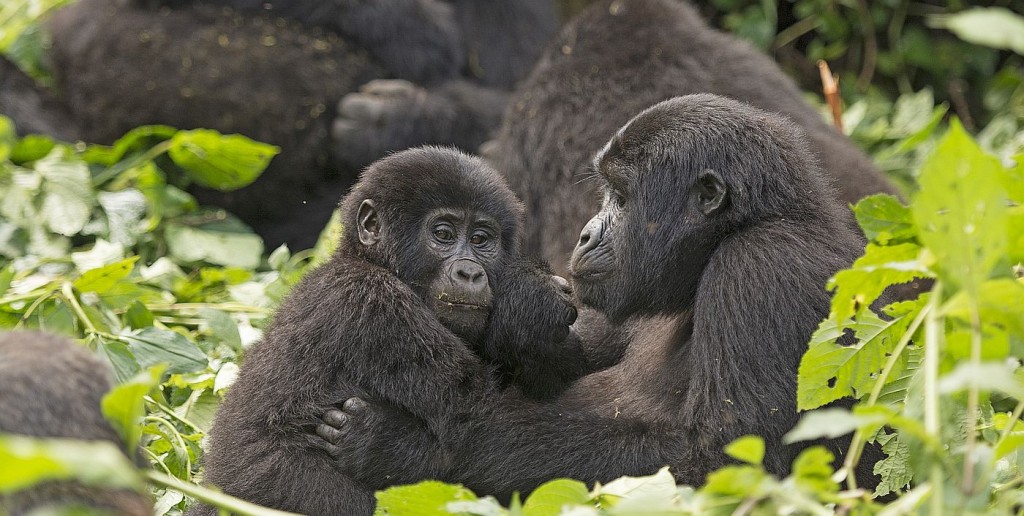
[191, 147, 584, 515]
[319, 95, 883, 498]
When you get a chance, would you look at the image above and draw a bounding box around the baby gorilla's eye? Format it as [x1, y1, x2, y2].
[470, 233, 488, 246]
[433, 228, 455, 242]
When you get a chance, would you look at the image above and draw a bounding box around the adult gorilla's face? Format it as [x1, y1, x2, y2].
[568, 106, 730, 323]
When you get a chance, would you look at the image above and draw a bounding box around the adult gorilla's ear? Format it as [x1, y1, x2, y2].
[696, 169, 728, 216]
[357, 199, 381, 246]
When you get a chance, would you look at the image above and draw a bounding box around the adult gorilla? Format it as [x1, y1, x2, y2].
[191, 147, 595, 515]
[319, 95, 882, 496]
[489, 0, 898, 273]
[26, 0, 557, 250]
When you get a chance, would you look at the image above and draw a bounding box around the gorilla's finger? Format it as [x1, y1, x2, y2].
[323, 408, 349, 428]
[566, 306, 578, 325]
[339, 94, 385, 122]
[343, 397, 368, 414]
[331, 119, 360, 141]
[552, 275, 571, 293]
[360, 79, 418, 97]
[316, 423, 344, 445]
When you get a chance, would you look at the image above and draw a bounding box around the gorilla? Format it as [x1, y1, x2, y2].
[318, 95, 884, 498]
[190, 147, 594, 515]
[0, 331, 151, 515]
[0, 56, 78, 141]
[489, 0, 900, 273]
[17, 0, 557, 250]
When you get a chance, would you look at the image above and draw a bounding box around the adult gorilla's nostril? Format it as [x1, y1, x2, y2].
[574, 218, 604, 257]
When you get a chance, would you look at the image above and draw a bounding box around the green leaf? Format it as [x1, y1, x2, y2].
[101, 365, 164, 451]
[374, 481, 478, 516]
[783, 408, 889, 444]
[122, 328, 208, 375]
[873, 430, 912, 496]
[929, 8, 1024, 55]
[938, 361, 1024, 399]
[168, 129, 279, 191]
[944, 279, 1024, 336]
[0, 434, 142, 493]
[124, 301, 154, 329]
[852, 194, 917, 245]
[521, 479, 591, 516]
[165, 218, 264, 269]
[913, 121, 1009, 294]
[828, 243, 931, 324]
[10, 134, 56, 164]
[73, 257, 138, 293]
[36, 147, 95, 236]
[199, 307, 242, 350]
[702, 465, 768, 497]
[724, 436, 765, 465]
[791, 446, 838, 495]
[798, 309, 917, 410]
[82, 125, 177, 166]
[593, 466, 677, 511]
[94, 335, 141, 384]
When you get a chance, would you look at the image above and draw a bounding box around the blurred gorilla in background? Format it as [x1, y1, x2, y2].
[0, 331, 151, 515]
[3, 0, 558, 250]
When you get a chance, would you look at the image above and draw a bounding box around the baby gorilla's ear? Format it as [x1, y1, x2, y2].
[357, 199, 381, 246]
[696, 169, 728, 216]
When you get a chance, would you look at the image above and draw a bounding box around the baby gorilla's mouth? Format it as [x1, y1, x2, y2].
[440, 301, 489, 310]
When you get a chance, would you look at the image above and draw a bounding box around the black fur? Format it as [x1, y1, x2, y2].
[323, 95, 883, 499]
[489, 0, 899, 274]
[27, 0, 557, 250]
[0, 331, 151, 515]
[191, 147, 589, 515]
[0, 57, 78, 141]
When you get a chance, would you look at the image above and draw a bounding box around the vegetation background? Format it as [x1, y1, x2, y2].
[1, 0, 1023, 514]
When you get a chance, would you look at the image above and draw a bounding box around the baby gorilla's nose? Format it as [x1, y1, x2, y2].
[451, 259, 487, 291]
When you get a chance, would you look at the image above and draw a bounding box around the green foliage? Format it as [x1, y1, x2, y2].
[0, 434, 144, 493]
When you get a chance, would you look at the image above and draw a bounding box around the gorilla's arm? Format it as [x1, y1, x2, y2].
[332, 79, 508, 171]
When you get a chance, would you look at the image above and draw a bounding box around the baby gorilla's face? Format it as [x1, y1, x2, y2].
[422, 208, 503, 344]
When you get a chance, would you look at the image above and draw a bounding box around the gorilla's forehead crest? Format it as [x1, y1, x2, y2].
[340, 146, 525, 248]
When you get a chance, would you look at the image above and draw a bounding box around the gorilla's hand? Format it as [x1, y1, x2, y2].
[331, 79, 507, 171]
[314, 398, 448, 489]
[484, 259, 586, 398]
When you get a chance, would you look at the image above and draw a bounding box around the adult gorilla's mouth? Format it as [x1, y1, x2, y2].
[439, 300, 490, 310]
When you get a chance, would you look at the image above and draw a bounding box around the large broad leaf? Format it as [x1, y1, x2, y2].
[0, 434, 142, 493]
[912, 121, 1009, 294]
[929, 8, 1024, 55]
[165, 217, 264, 269]
[784, 408, 890, 444]
[168, 129, 279, 191]
[374, 481, 478, 516]
[101, 365, 164, 451]
[828, 242, 931, 324]
[798, 307, 919, 411]
[791, 447, 837, 495]
[122, 328, 208, 375]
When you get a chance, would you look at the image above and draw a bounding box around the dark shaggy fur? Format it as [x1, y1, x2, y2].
[191, 147, 591, 515]
[322, 95, 883, 499]
[30, 0, 557, 250]
[0, 331, 151, 515]
[489, 0, 899, 274]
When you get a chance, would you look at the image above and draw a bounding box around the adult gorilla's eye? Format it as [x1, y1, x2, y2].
[433, 227, 455, 243]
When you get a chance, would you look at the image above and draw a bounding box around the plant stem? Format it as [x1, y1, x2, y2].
[61, 282, 98, 334]
[144, 470, 301, 516]
[995, 398, 1024, 450]
[961, 289, 984, 496]
[923, 282, 944, 516]
[144, 395, 204, 432]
